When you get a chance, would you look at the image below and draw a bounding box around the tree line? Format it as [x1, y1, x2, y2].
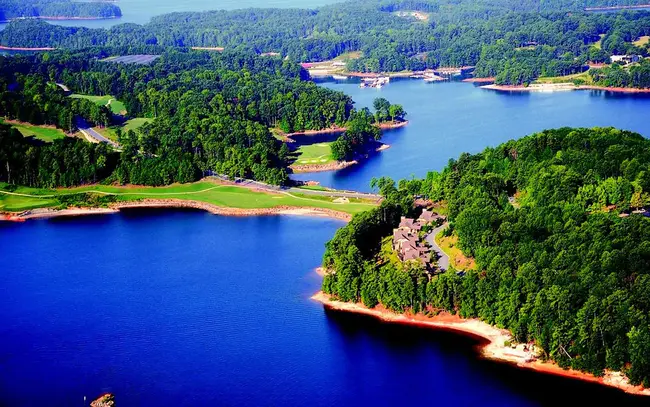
[1, 1, 650, 84]
[0, 0, 121, 21]
[0, 48, 402, 187]
[323, 127, 650, 387]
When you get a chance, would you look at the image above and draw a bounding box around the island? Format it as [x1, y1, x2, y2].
[0, 0, 121, 22]
[317, 127, 650, 395]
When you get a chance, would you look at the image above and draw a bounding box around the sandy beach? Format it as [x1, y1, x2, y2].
[481, 83, 650, 94]
[312, 291, 650, 396]
[0, 45, 56, 51]
[1, 199, 353, 222]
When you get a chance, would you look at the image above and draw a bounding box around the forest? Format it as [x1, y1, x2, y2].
[1, 0, 650, 84]
[322, 127, 650, 387]
[0, 48, 402, 187]
[589, 58, 650, 88]
[0, 0, 121, 21]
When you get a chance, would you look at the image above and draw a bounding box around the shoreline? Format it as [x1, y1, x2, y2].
[462, 77, 495, 83]
[290, 142, 391, 173]
[1, 199, 353, 222]
[0, 15, 119, 23]
[0, 45, 56, 51]
[290, 160, 357, 173]
[481, 83, 650, 94]
[283, 120, 409, 137]
[312, 291, 650, 397]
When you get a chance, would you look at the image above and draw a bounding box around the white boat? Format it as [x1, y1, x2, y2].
[332, 74, 348, 80]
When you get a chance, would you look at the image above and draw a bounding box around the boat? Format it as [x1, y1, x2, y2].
[332, 74, 348, 80]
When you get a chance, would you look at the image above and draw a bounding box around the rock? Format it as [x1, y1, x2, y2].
[90, 393, 115, 407]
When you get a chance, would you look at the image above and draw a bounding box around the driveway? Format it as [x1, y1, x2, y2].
[425, 223, 450, 271]
[75, 117, 119, 149]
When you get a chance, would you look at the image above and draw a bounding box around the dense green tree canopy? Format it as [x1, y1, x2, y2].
[2, 0, 650, 84]
[324, 127, 650, 386]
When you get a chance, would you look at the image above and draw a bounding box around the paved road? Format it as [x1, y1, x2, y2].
[209, 176, 383, 201]
[425, 223, 450, 271]
[76, 117, 119, 149]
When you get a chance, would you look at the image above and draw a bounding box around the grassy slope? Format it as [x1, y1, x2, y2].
[534, 70, 594, 85]
[435, 230, 476, 271]
[0, 182, 376, 214]
[1, 119, 67, 142]
[93, 118, 153, 142]
[71, 94, 126, 115]
[294, 143, 335, 165]
[593, 34, 605, 49]
[633, 36, 650, 47]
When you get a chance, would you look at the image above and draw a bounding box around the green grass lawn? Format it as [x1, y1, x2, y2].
[294, 143, 336, 165]
[0, 181, 376, 214]
[593, 33, 605, 49]
[534, 70, 593, 85]
[1, 119, 66, 142]
[71, 94, 127, 115]
[93, 118, 153, 142]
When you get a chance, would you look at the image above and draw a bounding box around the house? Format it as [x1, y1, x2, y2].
[418, 209, 446, 225]
[610, 55, 641, 65]
[399, 216, 421, 231]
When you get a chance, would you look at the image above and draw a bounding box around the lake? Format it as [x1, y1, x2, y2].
[0, 0, 344, 31]
[1, 210, 647, 406]
[292, 78, 650, 191]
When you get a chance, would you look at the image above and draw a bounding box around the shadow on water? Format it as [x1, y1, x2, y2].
[323, 308, 648, 407]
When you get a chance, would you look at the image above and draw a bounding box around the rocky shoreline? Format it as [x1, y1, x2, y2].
[312, 291, 650, 397]
[1, 199, 353, 222]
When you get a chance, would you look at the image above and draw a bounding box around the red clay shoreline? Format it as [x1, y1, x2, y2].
[283, 120, 408, 137]
[312, 291, 650, 396]
[0, 199, 353, 222]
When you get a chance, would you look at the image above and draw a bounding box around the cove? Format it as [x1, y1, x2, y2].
[1, 209, 647, 406]
[292, 79, 650, 192]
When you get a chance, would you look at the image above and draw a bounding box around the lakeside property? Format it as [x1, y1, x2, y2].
[0, 179, 379, 221]
[312, 292, 650, 397]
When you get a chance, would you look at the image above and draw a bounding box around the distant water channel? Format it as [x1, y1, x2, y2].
[293, 78, 650, 191]
[0, 0, 345, 31]
[1, 210, 647, 406]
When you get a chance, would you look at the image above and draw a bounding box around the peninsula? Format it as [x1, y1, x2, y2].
[0, 179, 380, 222]
[317, 127, 650, 395]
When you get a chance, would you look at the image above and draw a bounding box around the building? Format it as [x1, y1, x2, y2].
[610, 55, 641, 65]
[418, 209, 446, 225]
[393, 216, 430, 268]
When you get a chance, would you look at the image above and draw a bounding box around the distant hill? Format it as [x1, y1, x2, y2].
[0, 0, 121, 21]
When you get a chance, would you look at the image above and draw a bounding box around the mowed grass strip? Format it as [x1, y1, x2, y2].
[93, 118, 153, 142]
[295, 143, 336, 165]
[0, 182, 376, 214]
[71, 94, 126, 115]
[0, 120, 66, 142]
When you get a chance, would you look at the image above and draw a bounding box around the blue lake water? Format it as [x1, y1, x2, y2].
[293, 78, 650, 192]
[4, 37, 650, 407]
[1, 210, 647, 406]
[0, 0, 344, 30]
